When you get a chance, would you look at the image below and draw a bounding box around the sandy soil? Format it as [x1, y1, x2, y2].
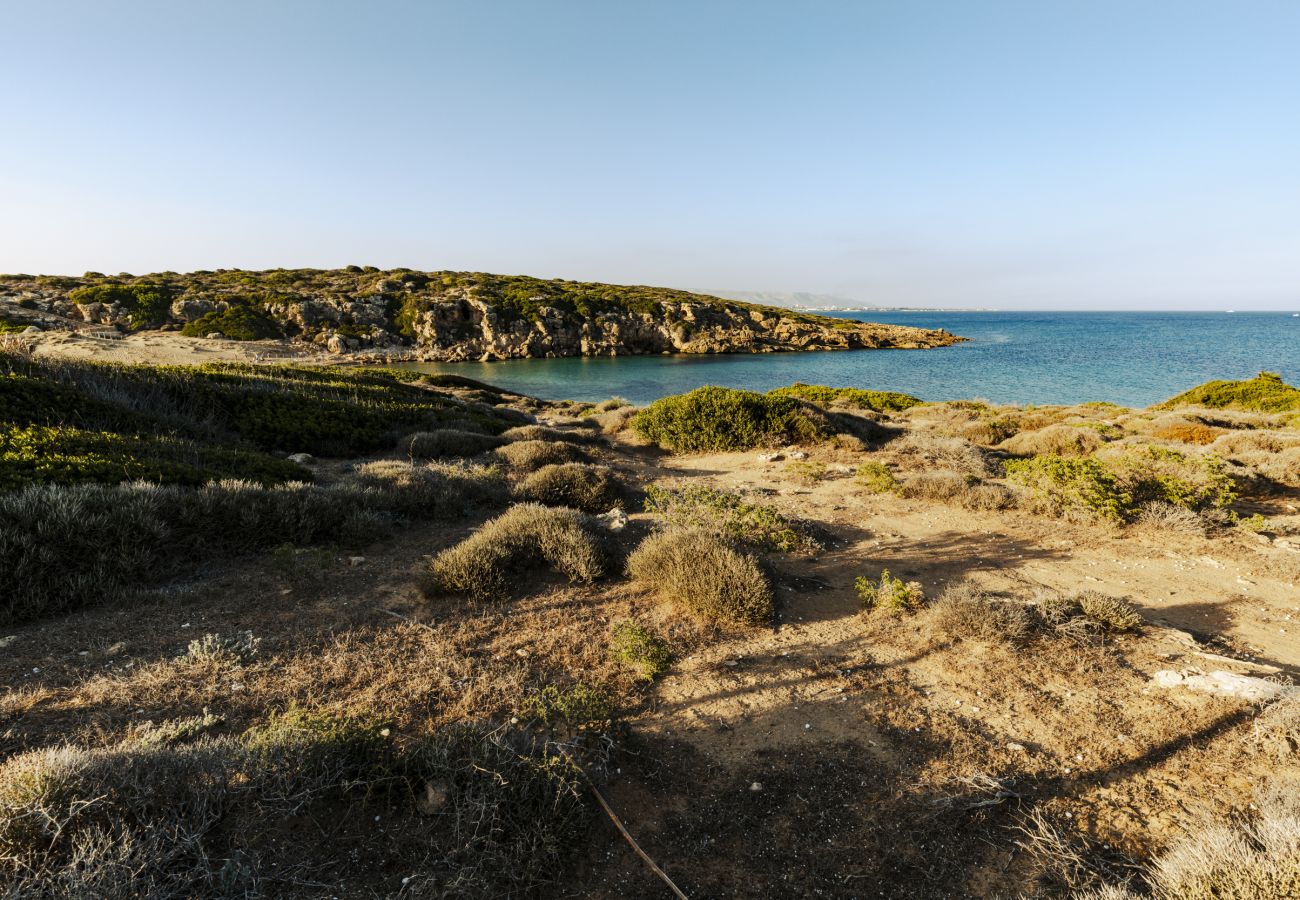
[19, 328, 335, 366]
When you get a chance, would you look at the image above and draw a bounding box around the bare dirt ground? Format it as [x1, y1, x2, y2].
[2, 350, 1297, 897]
[22, 328, 335, 366]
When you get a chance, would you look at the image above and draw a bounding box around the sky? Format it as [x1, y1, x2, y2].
[3, 1, 1299, 309]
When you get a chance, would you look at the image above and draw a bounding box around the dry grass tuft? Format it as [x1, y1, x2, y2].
[928, 582, 1034, 645]
[1253, 696, 1300, 759]
[627, 528, 773, 626]
[1000, 424, 1105, 457]
[494, 439, 589, 470]
[513, 462, 621, 513]
[404, 428, 506, 459]
[899, 469, 1015, 510]
[500, 423, 600, 445]
[426, 503, 608, 601]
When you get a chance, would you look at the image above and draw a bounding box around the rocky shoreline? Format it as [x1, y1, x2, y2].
[0, 268, 963, 361]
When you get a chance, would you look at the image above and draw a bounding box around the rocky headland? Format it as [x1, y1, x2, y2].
[0, 267, 963, 361]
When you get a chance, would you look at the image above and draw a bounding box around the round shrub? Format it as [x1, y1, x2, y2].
[404, 429, 507, 459]
[513, 463, 621, 513]
[494, 440, 588, 470]
[426, 503, 607, 602]
[632, 386, 832, 452]
[626, 528, 773, 626]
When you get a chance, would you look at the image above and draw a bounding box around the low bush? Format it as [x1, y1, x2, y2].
[767, 383, 923, 412]
[405, 428, 507, 459]
[627, 528, 773, 626]
[520, 683, 612, 731]
[495, 439, 588, 470]
[179, 305, 282, 341]
[182, 631, 261, 666]
[1005, 455, 1131, 522]
[500, 424, 600, 445]
[1105, 445, 1238, 511]
[0, 466, 505, 626]
[1000, 424, 1105, 457]
[0, 422, 309, 489]
[426, 503, 608, 601]
[855, 461, 899, 493]
[1134, 501, 1207, 535]
[67, 282, 172, 328]
[888, 432, 996, 477]
[900, 469, 1016, 510]
[1152, 422, 1224, 445]
[0, 356, 515, 460]
[929, 582, 1033, 645]
[855, 569, 923, 613]
[513, 462, 621, 513]
[642, 484, 820, 553]
[1161, 371, 1300, 413]
[632, 386, 833, 451]
[610, 621, 673, 680]
[0, 717, 587, 896]
[1037, 591, 1142, 633]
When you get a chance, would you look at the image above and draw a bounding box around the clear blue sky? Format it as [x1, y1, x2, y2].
[4, 1, 1299, 309]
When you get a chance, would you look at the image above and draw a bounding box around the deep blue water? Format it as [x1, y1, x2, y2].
[394, 311, 1300, 407]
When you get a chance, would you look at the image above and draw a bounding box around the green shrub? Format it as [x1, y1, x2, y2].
[494, 439, 588, 470]
[67, 283, 172, 329]
[179, 305, 282, 341]
[855, 569, 923, 613]
[855, 461, 899, 493]
[426, 503, 608, 601]
[610, 621, 673, 680]
[521, 683, 612, 730]
[642, 484, 820, 553]
[513, 462, 621, 513]
[626, 528, 773, 626]
[0, 467, 504, 626]
[632, 386, 832, 451]
[768, 382, 923, 412]
[1005, 455, 1131, 521]
[0, 423, 310, 489]
[1109, 446, 1237, 510]
[1161, 371, 1300, 413]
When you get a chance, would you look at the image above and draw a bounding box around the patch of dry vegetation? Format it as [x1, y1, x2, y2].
[425, 503, 608, 601]
[627, 528, 773, 625]
[513, 462, 622, 512]
[494, 439, 589, 470]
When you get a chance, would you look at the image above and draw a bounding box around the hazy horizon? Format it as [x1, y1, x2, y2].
[4, 1, 1299, 310]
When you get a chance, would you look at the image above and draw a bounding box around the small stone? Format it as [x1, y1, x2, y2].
[205, 331, 225, 340]
[757, 452, 785, 463]
[1006, 742, 1027, 752]
[348, 556, 365, 567]
[788, 450, 809, 460]
[416, 780, 449, 816]
[287, 453, 314, 465]
[22, 325, 40, 334]
[0, 635, 19, 650]
[750, 782, 763, 792]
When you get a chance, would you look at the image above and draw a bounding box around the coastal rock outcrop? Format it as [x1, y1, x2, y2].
[0, 268, 964, 360]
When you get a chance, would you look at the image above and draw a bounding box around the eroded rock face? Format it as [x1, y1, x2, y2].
[405, 298, 958, 361]
[0, 270, 964, 359]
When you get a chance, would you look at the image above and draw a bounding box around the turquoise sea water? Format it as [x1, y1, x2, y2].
[394, 311, 1300, 408]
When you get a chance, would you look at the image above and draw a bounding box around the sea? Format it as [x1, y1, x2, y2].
[393, 311, 1300, 408]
